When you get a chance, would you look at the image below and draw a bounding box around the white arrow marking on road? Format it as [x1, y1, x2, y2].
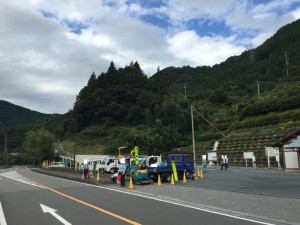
[40, 204, 72, 225]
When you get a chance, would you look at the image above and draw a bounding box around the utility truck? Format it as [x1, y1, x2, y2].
[147, 153, 194, 182]
[99, 157, 120, 174]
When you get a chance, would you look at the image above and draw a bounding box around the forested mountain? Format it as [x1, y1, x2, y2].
[58, 19, 299, 155]
[1, 19, 300, 157]
[0, 100, 49, 129]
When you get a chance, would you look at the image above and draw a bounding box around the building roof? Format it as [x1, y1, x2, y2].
[272, 129, 300, 147]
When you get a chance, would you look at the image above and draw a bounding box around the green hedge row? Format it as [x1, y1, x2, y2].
[233, 109, 300, 129]
[240, 94, 300, 120]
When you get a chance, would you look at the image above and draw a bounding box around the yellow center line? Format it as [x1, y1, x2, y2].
[17, 170, 142, 225]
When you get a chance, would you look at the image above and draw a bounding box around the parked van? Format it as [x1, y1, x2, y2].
[49, 162, 64, 168]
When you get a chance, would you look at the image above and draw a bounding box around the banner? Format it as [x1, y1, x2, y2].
[171, 160, 178, 181]
[134, 146, 139, 165]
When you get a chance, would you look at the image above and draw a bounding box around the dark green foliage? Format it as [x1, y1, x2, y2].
[23, 128, 56, 165]
[0, 100, 49, 129]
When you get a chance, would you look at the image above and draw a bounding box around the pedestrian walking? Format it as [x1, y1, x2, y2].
[220, 155, 225, 170]
[225, 155, 229, 170]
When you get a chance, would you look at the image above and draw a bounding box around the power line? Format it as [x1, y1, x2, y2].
[193, 108, 226, 138]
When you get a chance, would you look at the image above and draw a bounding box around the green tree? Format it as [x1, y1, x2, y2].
[23, 129, 55, 165]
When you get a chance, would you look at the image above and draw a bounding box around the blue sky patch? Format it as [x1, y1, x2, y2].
[61, 20, 88, 34]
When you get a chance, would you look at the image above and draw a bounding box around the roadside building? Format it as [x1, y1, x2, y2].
[273, 129, 300, 171]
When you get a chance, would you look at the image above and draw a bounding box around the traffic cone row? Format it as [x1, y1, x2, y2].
[124, 170, 201, 190]
[197, 168, 204, 179]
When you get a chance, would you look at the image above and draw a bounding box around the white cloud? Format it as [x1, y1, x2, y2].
[292, 7, 300, 19]
[0, 0, 299, 114]
[168, 30, 245, 66]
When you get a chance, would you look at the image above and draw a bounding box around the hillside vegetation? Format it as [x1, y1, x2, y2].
[1, 19, 300, 161]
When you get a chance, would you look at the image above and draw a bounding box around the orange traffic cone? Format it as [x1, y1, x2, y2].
[171, 173, 175, 185]
[96, 169, 100, 182]
[197, 168, 201, 178]
[200, 170, 203, 179]
[183, 171, 187, 183]
[129, 176, 135, 190]
[157, 174, 162, 187]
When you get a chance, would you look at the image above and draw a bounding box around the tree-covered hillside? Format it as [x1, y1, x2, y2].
[57, 19, 300, 156]
[0, 100, 49, 129]
[1, 19, 300, 159]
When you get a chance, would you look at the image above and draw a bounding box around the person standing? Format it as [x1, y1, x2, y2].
[220, 155, 225, 170]
[202, 156, 207, 173]
[119, 163, 127, 187]
[83, 160, 89, 179]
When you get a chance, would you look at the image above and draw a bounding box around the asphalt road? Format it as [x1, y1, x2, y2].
[0, 167, 282, 225]
[182, 167, 300, 198]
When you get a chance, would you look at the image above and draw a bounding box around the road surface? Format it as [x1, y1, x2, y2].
[0, 167, 282, 225]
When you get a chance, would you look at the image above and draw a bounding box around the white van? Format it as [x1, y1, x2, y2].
[49, 162, 64, 168]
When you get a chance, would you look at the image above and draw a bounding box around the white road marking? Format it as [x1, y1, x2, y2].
[0, 201, 8, 225]
[0, 171, 43, 188]
[30, 172, 275, 225]
[40, 204, 72, 225]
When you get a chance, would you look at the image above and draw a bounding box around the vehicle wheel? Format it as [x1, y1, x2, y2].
[110, 168, 116, 174]
[100, 168, 105, 174]
[185, 171, 191, 179]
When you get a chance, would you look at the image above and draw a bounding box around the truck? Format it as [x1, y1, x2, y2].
[125, 155, 161, 167]
[147, 153, 194, 182]
[99, 157, 120, 174]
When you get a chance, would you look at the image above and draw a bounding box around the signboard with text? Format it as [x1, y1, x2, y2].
[208, 152, 217, 161]
[243, 152, 254, 159]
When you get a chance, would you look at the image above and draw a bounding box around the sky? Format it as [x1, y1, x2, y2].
[0, 0, 300, 114]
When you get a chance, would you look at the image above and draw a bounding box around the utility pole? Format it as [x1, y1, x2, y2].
[255, 81, 260, 99]
[285, 51, 289, 76]
[191, 106, 196, 166]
